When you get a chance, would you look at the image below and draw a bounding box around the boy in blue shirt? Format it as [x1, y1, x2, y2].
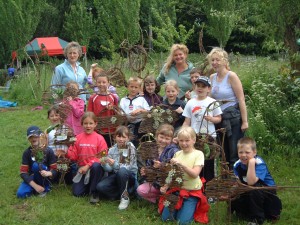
[232, 137, 282, 224]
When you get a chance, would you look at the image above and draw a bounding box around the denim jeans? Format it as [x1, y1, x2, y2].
[96, 167, 136, 199]
[16, 162, 50, 198]
[162, 196, 198, 225]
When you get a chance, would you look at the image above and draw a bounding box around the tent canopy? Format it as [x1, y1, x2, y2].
[12, 37, 86, 60]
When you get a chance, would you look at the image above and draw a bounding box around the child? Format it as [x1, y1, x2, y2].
[97, 126, 138, 210]
[87, 63, 119, 101]
[231, 137, 282, 224]
[119, 77, 150, 146]
[163, 80, 186, 131]
[17, 126, 57, 198]
[159, 127, 209, 224]
[182, 76, 222, 181]
[45, 105, 74, 184]
[87, 71, 118, 147]
[65, 112, 108, 203]
[64, 81, 85, 135]
[137, 124, 179, 203]
[185, 67, 203, 101]
[143, 75, 162, 107]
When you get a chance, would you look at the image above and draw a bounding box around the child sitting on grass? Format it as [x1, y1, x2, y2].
[159, 127, 209, 225]
[231, 137, 282, 225]
[97, 126, 138, 210]
[137, 124, 179, 203]
[17, 126, 57, 198]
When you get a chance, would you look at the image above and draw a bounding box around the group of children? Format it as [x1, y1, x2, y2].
[17, 64, 282, 225]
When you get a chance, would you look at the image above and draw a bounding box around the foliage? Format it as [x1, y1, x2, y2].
[151, 10, 194, 51]
[93, 0, 141, 56]
[203, 0, 240, 48]
[0, 0, 46, 66]
[63, 0, 95, 47]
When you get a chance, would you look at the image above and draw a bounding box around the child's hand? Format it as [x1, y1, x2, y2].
[106, 158, 115, 166]
[91, 63, 98, 68]
[40, 170, 52, 177]
[185, 90, 191, 100]
[170, 158, 182, 166]
[66, 96, 73, 101]
[107, 104, 114, 110]
[175, 107, 183, 114]
[248, 158, 256, 165]
[153, 160, 161, 168]
[56, 150, 66, 158]
[160, 185, 168, 194]
[130, 109, 141, 115]
[34, 184, 45, 193]
[204, 115, 213, 123]
[140, 167, 146, 176]
[78, 165, 90, 174]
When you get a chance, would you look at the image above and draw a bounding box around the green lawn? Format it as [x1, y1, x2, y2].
[0, 106, 299, 225]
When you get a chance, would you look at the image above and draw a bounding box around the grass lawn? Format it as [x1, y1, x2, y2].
[0, 106, 299, 225]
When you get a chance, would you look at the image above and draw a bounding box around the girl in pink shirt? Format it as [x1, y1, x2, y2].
[65, 112, 108, 203]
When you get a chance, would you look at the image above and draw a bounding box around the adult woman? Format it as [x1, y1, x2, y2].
[207, 47, 248, 167]
[156, 44, 194, 99]
[51, 41, 87, 102]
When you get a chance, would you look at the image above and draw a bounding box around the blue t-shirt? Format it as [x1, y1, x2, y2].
[233, 155, 276, 186]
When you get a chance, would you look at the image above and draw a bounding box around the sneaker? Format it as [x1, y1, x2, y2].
[118, 196, 130, 210]
[39, 192, 47, 198]
[208, 197, 215, 204]
[90, 193, 100, 204]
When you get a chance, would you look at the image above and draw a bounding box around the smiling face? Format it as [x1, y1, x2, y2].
[238, 144, 257, 165]
[67, 47, 80, 65]
[127, 81, 140, 97]
[48, 110, 61, 125]
[145, 82, 156, 95]
[115, 134, 129, 148]
[178, 135, 196, 152]
[173, 49, 187, 65]
[96, 76, 109, 93]
[28, 135, 40, 148]
[82, 117, 97, 134]
[165, 85, 179, 102]
[156, 134, 172, 149]
[210, 53, 227, 72]
[194, 82, 210, 99]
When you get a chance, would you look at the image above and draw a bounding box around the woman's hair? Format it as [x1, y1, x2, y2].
[64, 41, 83, 58]
[81, 112, 97, 125]
[114, 125, 130, 138]
[207, 47, 230, 70]
[143, 75, 160, 93]
[190, 67, 203, 76]
[95, 70, 110, 82]
[156, 124, 174, 138]
[47, 105, 60, 118]
[237, 137, 257, 151]
[127, 76, 142, 87]
[177, 127, 196, 140]
[165, 80, 179, 92]
[92, 66, 104, 79]
[164, 44, 189, 74]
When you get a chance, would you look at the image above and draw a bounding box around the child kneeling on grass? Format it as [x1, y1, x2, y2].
[17, 126, 57, 198]
[64, 112, 108, 204]
[231, 137, 282, 225]
[159, 127, 209, 225]
[97, 126, 138, 210]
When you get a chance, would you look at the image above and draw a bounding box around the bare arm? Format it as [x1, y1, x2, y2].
[246, 158, 259, 185]
[229, 72, 248, 131]
[182, 117, 191, 127]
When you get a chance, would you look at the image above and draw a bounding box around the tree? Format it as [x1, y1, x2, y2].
[93, 0, 141, 55]
[63, 0, 95, 47]
[203, 0, 240, 48]
[0, 0, 45, 66]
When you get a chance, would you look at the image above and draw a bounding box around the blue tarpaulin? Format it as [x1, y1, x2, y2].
[0, 97, 17, 108]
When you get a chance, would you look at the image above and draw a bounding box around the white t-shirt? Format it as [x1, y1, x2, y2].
[183, 96, 222, 137]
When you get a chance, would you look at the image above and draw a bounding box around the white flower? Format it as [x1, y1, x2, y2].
[52, 93, 58, 99]
[175, 177, 182, 183]
[111, 117, 117, 124]
[163, 200, 170, 207]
